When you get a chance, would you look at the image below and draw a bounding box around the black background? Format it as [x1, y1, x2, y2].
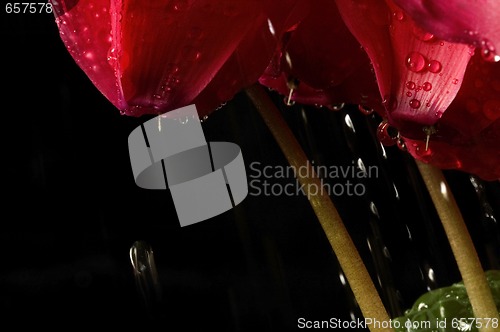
[2, 5, 500, 331]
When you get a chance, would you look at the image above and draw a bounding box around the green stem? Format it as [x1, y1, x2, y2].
[416, 160, 499, 332]
[245, 84, 393, 332]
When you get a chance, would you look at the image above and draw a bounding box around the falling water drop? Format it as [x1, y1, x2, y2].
[129, 241, 162, 310]
[344, 114, 356, 133]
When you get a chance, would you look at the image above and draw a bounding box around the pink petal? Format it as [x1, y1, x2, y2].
[336, 0, 473, 138]
[393, 0, 500, 62]
[403, 52, 500, 181]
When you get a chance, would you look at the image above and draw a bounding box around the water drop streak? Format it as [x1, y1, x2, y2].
[245, 84, 393, 332]
[415, 161, 500, 332]
[129, 241, 162, 314]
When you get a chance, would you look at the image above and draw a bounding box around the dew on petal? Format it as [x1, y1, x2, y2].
[480, 39, 500, 62]
[422, 82, 432, 91]
[382, 95, 398, 111]
[409, 99, 421, 109]
[377, 120, 398, 146]
[328, 103, 345, 111]
[358, 104, 374, 115]
[406, 91, 412, 97]
[84, 51, 94, 60]
[452, 78, 459, 84]
[412, 26, 434, 42]
[406, 52, 426, 72]
[428, 60, 442, 73]
[393, 11, 404, 21]
[406, 81, 416, 90]
[283, 96, 295, 106]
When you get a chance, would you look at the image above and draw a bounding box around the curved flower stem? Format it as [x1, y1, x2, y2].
[416, 160, 499, 332]
[245, 84, 393, 332]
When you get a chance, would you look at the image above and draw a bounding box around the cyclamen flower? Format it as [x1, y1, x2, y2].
[51, 0, 500, 180]
[50, 0, 306, 117]
[259, 0, 500, 180]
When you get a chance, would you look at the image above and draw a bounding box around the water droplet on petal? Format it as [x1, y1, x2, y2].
[452, 78, 459, 84]
[406, 81, 416, 90]
[358, 104, 374, 115]
[428, 60, 442, 73]
[397, 137, 406, 151]
[406, 52, 426, 72]
[328, 103, 345, 111]
[393, 11, 404, 21]
[409, 99, 421, 109]
[382, 95, 398, 110]
[413, 26, 434, 42]
[377, 120, 398, 146]
[480, 39, 500, 62]
[422, 82, 432, 91]
[406, 91, 412, 97]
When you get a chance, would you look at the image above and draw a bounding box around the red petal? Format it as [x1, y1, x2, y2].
[52, 0, 301, 117]
[403, 52, 500, 180]
[336, 0, 473, 138]
[52, 0, 127, 111]
[194, 0, 309, 117]
[392, 0, 500, 62]
[258, 0, 381, 111]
